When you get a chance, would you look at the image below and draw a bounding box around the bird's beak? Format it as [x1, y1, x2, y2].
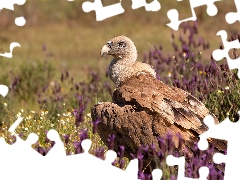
[100, 45, 111, 57]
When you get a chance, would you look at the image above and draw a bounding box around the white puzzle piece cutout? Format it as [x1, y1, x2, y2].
[152, 168, 163, 180]
[2, 0, 240, 179]
[82, 0, 125, 21]
[0, 116, 139, 180]
[0, 85, 9, 97]
[46, 129, 66, 157]
[212, 30, 240, 78]
[0, 0, 26, 10]
[225, 0, 240, 24]
[198, 113, 240, 180]
[0, 0, 26, 59]
[0, 42, 21, 58]
[167, 155, 209, 180]
[0, 0, 26, 26]
[167, 0, 221, 30]
[65, 139, 139, 180]
[131, 0, 161, 12]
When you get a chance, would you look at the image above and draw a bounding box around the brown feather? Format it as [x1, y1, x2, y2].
[92, 73, 226, 156]
[95, 35, 226, 174]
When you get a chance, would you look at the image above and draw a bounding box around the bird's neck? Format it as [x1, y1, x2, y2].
[109, 49, 138, 86]
[129, 48, 138, 63]
[109, 58, 134, 86]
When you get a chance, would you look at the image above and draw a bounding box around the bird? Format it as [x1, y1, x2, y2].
[92, 35, 226, 171]
[100, 35, 156, 87]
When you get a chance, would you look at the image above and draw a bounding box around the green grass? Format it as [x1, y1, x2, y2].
[0, 1, 239, 178]
[0, 0, 238, 145]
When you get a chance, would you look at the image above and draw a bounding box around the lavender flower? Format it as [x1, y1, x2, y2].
[165, 132, 174, 152]
[79, 129, 88, 141]
[73, 94, 87, 127]
[73, 141, 83, 154]
[92, 118, 100, 134]
[95, 147, 105, 160]
[107, 134, 115, 150]
[118, 145, 125, 169]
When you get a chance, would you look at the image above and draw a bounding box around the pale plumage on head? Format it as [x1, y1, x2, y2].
[100, 35, 156, 86]
[100, 35, 138, 60]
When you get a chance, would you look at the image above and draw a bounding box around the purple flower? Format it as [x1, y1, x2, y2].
[131, 146, 144, 170]
[157, 136, 166, 153]
[108, 134, 115, 150]
[118, 145, 125, 160]
[74, 94, 87, 127]
[138, 171, 152, 180]
[95, 147, 105, 160]
[111, 159, 118, 166]
[170, 175, 176, 180]
[157, 151, 164, 162]
[150, 144, 157, 158]
[73, 141, 83, 154]
[165, 132, 174, 152]
[79, 129, 88, 141]
[193, 142, 200, 157]
[92, 118, 100, 134]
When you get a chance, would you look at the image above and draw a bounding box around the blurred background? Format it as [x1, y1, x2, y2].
[0, 0, 237, 80]
[0, 0, 238, 130]
[0, 0, 239, 131]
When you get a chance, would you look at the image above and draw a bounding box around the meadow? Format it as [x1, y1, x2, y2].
[0, 1, 239, 179]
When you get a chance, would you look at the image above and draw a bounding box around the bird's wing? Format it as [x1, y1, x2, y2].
[113, 73, 215, 135]
[91, 102, 159, 156]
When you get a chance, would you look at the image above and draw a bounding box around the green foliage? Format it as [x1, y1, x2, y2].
[205, 69, 240, 122]
[0, 59, 54, 127]
[0, 18, 239, 178]
[11, 60, 54, 102]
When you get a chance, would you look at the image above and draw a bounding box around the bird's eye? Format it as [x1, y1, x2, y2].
[107, 41, 112, 48]
[118, 42, 125, 48]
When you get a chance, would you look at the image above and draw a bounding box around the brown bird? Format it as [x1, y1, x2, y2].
[92, 35, 226, 165]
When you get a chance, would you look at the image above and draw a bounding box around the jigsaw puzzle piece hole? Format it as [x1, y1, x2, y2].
[152, 168, 163, 180]
[105, 150, 117, 164]
[198, 166, 209, 179]
[81, 139, 92, 153]
[47, 129, 60, 141]
[166, 155, 184, 166]
[82, 1, 95, 13]
[167, 9, 179, 22]
[167, 9, 180, 31]
[203, 115, 215, 127]
[213, 153, 226, 164]
[198, 137, 209, 150]
[206, 3, 218, 16]
[212, 49, 225, 61]
[0, 85, 9, 97]
[226, 12, 238, 24]
[15, 16, 26, 26]
[26, 133, 39, 145]
[225, 0, 240, 25]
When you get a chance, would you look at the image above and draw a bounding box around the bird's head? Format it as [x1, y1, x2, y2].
[100, 35, 137, 61]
